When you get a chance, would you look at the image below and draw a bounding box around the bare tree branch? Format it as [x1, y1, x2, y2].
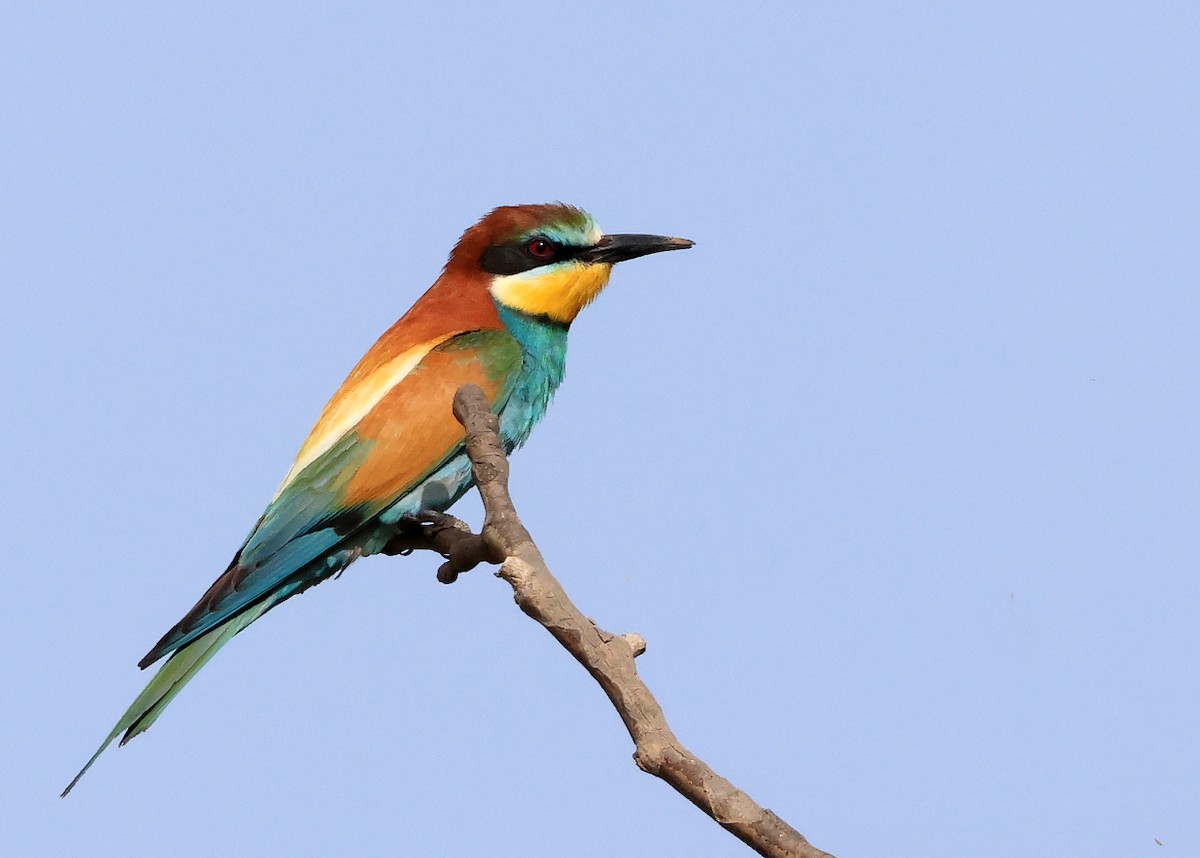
[393, 384, 836, 858]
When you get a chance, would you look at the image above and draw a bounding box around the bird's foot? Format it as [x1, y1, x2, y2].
[382, 511, 505, 584]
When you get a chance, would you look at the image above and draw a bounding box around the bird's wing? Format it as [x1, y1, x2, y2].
[139, 329, 522, 667]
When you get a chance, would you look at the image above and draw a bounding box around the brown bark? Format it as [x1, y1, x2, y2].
[384, 385, 836, 858]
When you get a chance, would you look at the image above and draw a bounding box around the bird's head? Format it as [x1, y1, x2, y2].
[447, 203, 693, 325]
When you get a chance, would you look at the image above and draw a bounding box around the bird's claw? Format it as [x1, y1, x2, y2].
[382, 511, 505, 584]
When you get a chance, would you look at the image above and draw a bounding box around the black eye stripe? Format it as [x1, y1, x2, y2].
[479, 239, 587, 275]
[479, 245, 533, 275]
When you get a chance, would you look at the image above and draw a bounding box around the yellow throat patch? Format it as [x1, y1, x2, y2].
[489, 262, 613, 325]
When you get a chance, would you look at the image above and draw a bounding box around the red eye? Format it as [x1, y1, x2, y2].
[527, 238, 554, 258]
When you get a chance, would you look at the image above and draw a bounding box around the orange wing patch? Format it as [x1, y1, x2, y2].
[274, 335, 456, 498]
[339, 344, 511, 507]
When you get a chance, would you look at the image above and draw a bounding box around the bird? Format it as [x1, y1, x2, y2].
[62, 203, 692, 796]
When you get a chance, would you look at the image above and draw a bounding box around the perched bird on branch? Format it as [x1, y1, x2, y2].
[64, 203, 692, 795]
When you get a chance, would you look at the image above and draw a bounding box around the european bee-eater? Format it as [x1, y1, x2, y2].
[63, 203, 692, 795]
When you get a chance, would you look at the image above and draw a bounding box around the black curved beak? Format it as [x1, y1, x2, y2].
[578, 233, 694, 264]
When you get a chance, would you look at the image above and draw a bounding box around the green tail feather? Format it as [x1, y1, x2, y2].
[61, 600, 272, 797]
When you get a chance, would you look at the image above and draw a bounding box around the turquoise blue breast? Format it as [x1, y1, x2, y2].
[493, 303, 569, 451]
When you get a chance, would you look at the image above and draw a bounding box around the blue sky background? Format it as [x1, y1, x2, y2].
[3, 3, 1197, 856]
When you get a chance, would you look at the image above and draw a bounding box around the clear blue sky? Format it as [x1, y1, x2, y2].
[3, 3, 1197, 856]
